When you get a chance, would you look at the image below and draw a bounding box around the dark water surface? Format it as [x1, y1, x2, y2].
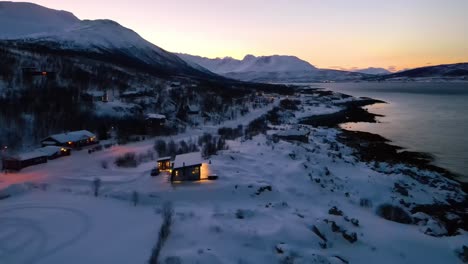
[322, 82, 468, 182]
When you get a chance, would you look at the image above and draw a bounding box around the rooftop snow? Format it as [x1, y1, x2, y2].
[173, 152, 203, 169]
[157, 156, 172, 161]
[146, 113, 166, 119]
[14, 150, 47, 161]
[36, 146, 65, 156]
[45, 130, 95, 143]
[9, 146, 67, 161]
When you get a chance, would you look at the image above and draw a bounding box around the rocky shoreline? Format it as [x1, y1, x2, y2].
[298, 91, 467, 236]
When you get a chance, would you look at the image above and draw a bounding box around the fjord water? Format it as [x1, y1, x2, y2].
[323, 82, 468, 182]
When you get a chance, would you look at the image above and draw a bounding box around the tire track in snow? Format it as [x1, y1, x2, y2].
[0, 204, 92, 264]
[0, 217, 48, 264]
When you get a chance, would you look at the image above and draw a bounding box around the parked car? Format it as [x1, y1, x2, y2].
[150, 168, 160, 177]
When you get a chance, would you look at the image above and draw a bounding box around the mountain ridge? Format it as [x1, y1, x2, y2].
[0, 1, 217, 79]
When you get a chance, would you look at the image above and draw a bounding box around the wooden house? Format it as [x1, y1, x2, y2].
[41, 130, 98, 148]
[2, 150, 48, 171]
[157, 156, 172, 171]
[171, 152, 203, 182]
[38, 146, 71, 160]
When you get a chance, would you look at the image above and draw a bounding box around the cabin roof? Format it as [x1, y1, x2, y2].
[9, 146, 67, 161]
[36, 146, 66, 156]
[13, 150, 47, 161]
[146, 113, 166, 120]
[44, 130, 96, 144]
[173, 152, 202, 169]
[157, 156, 172, 162]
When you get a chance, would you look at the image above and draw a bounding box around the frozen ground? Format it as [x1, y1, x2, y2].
[0, 90, 466, 264]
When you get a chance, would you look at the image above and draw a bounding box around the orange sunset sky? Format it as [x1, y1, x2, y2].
[14, 0, 468, 71]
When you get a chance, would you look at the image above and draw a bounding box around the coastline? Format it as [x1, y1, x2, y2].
[299, 95, 468, 192]
[298, 91, 467, 234]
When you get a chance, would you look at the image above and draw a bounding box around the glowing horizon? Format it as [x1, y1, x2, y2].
[11, 0, 468, 72]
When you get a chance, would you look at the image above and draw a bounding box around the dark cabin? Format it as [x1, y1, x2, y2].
[171, 152, 203, 182]
[273, 129, 310, 143]
[157, 156, 172, 171]
[82, 91, 107, 103]
[146, 114, 166, 127]
[41, 130, 98, 149]
[22, 67, 56, 79]
[2, 150, 48, 171]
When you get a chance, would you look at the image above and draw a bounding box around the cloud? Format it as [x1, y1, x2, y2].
[387, 66, 397, 72]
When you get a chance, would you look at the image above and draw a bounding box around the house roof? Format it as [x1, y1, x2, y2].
[146, 113, 166, 120]
[44, 130, 96, 144]
[14, 150, 48, 161]
[7, 146, 68, 161]
[36, 146, 66, 156]
[173, 152, 202, 169]
[157, 156, 172, 162]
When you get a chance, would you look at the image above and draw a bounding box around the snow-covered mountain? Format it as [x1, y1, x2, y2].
[380, 63, 468, 80]
[0, 1, 79, 38]
[178, 54, 318, 74]
[354, 67, 391, 75]
[0, 2, 214, 78]
[178, 53, 368, 83]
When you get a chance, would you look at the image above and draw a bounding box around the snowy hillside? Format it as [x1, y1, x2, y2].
[379, 63, 468, 80]
[354, 67, 391, 75]
[24, 19, 199, 72]
[178, 53, 368, 83]
[0, 2, 214, 78]
[0, 1, 79, 39]
[0, 88, 466, 263]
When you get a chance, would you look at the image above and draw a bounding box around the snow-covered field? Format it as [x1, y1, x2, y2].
[1, 90, 466, 264]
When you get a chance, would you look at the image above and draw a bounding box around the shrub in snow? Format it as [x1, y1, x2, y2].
[149, 202, 174, 264]
[279, 99, 300, 110]
[218, 125, 243, 140]
[115, 152, 138, 167]
[328, 206, 343, 216]
[100, 160, 108, 169]
[376, 204, 412, 224]
[455, 246, 468, 263]
[359, 198, 373, 208]
[235, 209, 245, 219]
[342, 231, 358, 244]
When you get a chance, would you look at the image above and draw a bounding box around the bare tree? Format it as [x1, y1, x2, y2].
[93, 178, 102, 197]
[132, 191, 139, 206]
